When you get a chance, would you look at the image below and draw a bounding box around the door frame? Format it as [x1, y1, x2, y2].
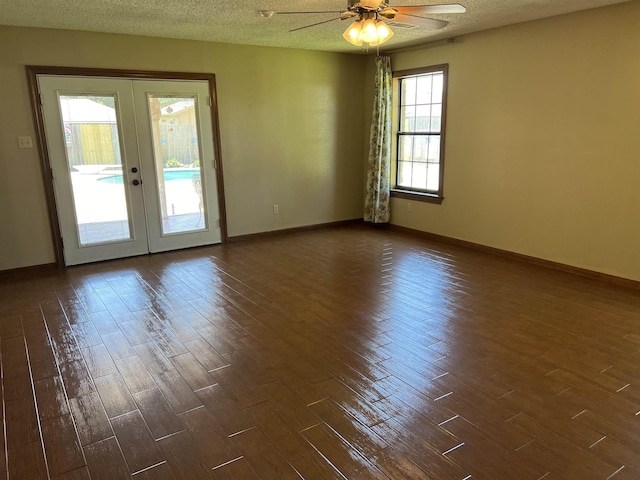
[26, 66, 228, 268]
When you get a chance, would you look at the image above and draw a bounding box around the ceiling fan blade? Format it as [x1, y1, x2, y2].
[393, 4, 467, 15]
[289, 17, 343, 32]
[392, 13, 449, 29]
[275, 11, 344, 15]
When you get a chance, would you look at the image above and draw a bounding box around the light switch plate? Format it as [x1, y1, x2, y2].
[18, 136, 33, 149]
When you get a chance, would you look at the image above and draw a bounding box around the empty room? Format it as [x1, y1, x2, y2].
[0, 0, 639, 478]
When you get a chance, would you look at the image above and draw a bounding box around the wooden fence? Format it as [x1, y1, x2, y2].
[65, 124, 199, 167]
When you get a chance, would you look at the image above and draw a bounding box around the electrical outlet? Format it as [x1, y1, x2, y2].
[18, 136, 33, 149]
[273, 204, 279, 214]
[407, 202, 413, 213]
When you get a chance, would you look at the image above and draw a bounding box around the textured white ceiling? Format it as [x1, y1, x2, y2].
[0, 0, 631, 53]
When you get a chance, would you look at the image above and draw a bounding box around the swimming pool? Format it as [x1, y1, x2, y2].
[98, 169, 200, 184]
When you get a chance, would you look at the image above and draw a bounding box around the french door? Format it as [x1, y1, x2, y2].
[38, 76, 221, 265]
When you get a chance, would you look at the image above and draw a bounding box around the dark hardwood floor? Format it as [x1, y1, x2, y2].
[1, 224, 639, 479]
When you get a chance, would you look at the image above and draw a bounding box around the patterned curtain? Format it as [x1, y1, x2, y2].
[364, 56, 392, 224]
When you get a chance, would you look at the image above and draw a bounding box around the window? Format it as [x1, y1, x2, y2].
[392, 64, 448, 203]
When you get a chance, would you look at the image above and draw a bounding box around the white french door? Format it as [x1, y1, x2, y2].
[38, 76, 221, 265]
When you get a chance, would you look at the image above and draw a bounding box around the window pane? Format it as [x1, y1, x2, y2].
[413, 136, 428, 162]
[432, 74, 444, 102]
[416, 75, 433, 104]
[427, 136, 441, 163]
[426, 164, 440, 191]
[400, 106, 415, 131]
[412, 163, 427, 189]
[398, 161, 413, 187]
[415, 105, 431, 132]
[398, 136, 413, 161]
[401, 77, 416, 105]
[431, 104, 442, 132]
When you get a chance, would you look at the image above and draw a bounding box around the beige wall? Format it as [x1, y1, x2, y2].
[0, 26, 366, 271]
[381, 1, 640, 282]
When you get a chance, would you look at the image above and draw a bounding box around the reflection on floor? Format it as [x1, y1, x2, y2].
[1, 224, 639, 479]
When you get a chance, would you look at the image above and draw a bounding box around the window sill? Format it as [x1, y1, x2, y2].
[391, 189, 443, 205]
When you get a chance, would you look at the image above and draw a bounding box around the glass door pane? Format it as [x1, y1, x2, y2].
[59, 94, 132, 245]
[147, 95, 206, 235]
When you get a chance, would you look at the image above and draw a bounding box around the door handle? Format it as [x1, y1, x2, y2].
[132, 179, 141, 186]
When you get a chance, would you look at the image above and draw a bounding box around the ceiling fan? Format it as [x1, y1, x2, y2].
[259, 1, 466, 47]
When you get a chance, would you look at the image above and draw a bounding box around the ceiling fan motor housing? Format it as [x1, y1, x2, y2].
[359, 0, 384, 8]
[348, 0, 386, 12]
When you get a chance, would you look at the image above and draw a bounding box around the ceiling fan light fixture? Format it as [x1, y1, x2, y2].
[343, 21, 364, 46]
[343, 18, 393, 47]
[360, 18, 378, 43]
[376, 21, 394, 41]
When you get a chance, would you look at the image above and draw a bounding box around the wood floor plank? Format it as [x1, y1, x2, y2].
[148, 328, 188, 358]
[301, 422, 388, 480]
[101, 330, 136, 360]
[152, 368, 203, 414]
[82, 343, 118, 378]
[34, 375, 71, 421]
[156, 430, 216, 479]
[314, 377, 389, 428]
[368, 446, 433, 480]
[0, 314, 24, 339]
[179, 405, 241, 468]
[40, 414, 86, 477]
[71, 321, 103, 349]
[134, 342, 174, 374]
[48, 321, 84, 364]
[195, 384, 255, 436]
[130, 462, 176, 480]
[132, 388, 184, 440]
[89, 310, 119, 335]
[170, 351, 217, 390]
[114, 355, 156, 394]
[26, 329, 60, 380]
[290, 451, 347, 480]
[212, 457, 260, 480]
[208, 363, 267, 410]
[4, 361, 36, 402]
[246, 401, 314, 461]
[258, 380, 321, 431]
[110, 410, 164, 473]
[1, 334, 27, 366]
[5, 398, 41, 448]
[68, 392, 114, 446]
[59, 359, 96, 399]
[51, 466, 92, 480]
[7, 441, 49, 479]
[183, 337, 230, 371]
[309, 397, 389, 457]
[94, 373, 137, 418]
[117, 319, 152, 346]
[84, 436, 131, 480]
[230, 427, 301, 480]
